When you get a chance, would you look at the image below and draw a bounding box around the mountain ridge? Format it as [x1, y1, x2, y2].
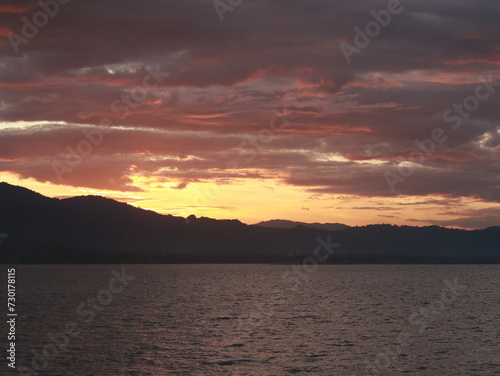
[254, 219, 349, 231]
[0, 182, 499, 264]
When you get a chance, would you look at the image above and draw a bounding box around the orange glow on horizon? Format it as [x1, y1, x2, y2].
[1, 171, 497, 230]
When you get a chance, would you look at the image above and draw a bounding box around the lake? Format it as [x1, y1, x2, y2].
[10, 264, 500, 375]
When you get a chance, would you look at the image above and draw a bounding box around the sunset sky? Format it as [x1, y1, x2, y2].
[0, 0, 499, 228]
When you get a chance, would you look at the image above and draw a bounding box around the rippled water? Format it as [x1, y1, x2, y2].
[10, 264, 500, 375]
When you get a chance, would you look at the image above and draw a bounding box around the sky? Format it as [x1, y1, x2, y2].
[0, 0, 499, 229]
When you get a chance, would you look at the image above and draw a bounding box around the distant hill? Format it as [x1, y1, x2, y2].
[0, 182, 499, 264]
[255, 219, 349, 231]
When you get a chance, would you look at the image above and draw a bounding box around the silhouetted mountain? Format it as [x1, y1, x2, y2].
[0, 182, 499, 264]
[255, 219, 349, 231]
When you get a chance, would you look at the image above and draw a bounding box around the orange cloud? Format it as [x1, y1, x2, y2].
[0, 26, 13, 36]
[0, 5, 35, 14]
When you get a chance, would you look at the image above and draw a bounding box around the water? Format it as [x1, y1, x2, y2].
[7, 264, 500, 375]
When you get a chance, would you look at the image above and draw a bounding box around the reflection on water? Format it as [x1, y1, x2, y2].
[12, 264, 500, 375]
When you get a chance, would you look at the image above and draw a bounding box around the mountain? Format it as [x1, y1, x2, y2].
[0, 182, 499, 264]
[255, 219, 349, 231]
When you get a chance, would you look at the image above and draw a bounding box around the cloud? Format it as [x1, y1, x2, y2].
[415, 207, 500, 229]
[0, 0, 499, 226]
[171, 179, 199, 190]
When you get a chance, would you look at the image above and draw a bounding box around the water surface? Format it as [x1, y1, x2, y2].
[10, 264, 500, 375]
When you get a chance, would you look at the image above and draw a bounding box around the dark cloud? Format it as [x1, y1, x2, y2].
[0, 0, 499, 224]
[414, 208, 500, 229]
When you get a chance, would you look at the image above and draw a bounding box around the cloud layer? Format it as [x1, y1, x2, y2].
[0, 0, 499, 226]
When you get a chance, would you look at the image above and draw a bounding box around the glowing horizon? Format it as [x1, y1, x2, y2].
[1, 1, 499, 229]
